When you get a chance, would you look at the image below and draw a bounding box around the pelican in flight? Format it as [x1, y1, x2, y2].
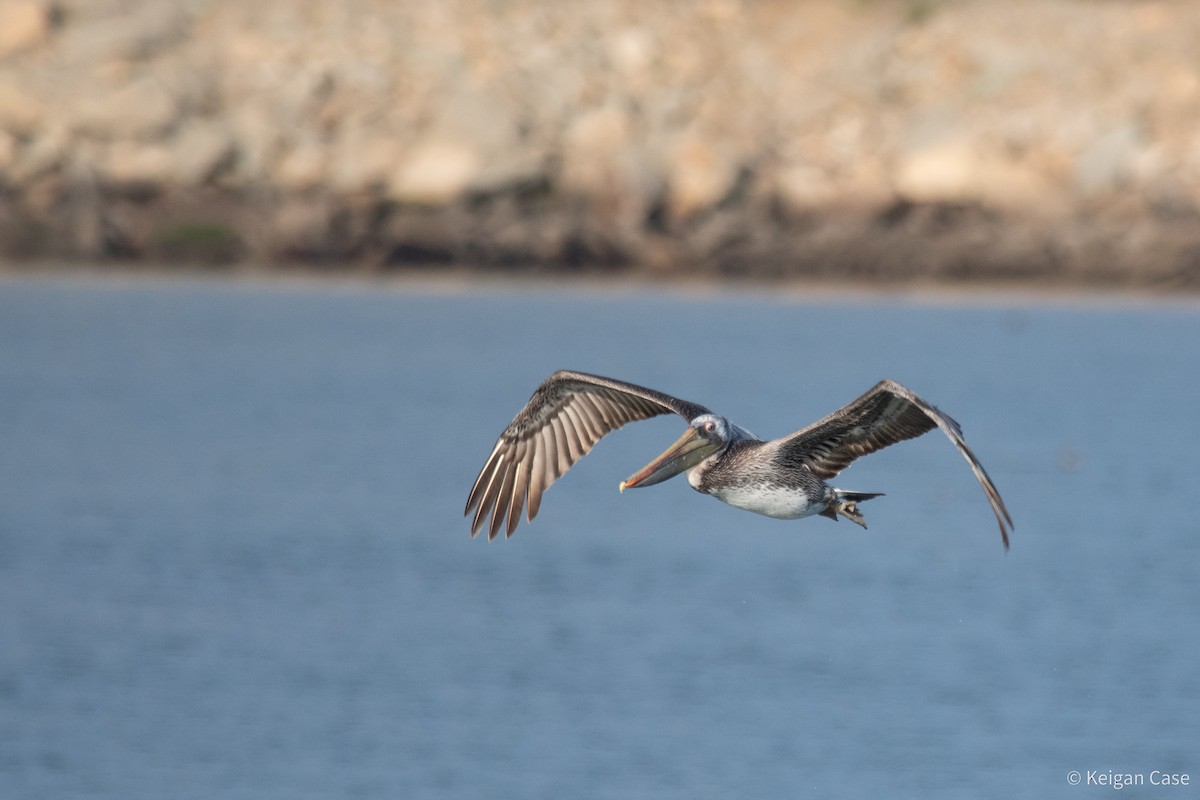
[465, 371, 1012, 548]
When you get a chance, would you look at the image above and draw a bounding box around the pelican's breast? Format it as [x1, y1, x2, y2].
[690, 441, 827, 520]
[710, 482, 824, 520]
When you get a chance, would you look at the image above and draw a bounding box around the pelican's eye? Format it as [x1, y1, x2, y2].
[704, 420, 715, 433]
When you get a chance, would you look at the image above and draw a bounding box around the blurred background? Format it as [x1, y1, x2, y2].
[3, 3, 1200, 799]
[4, 0, 1200, 287]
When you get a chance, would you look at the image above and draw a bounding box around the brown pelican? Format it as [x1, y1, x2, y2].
[465, 371, 1013, 548]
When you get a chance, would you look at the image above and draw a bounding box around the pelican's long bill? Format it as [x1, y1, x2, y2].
[619, 426, 722, 492]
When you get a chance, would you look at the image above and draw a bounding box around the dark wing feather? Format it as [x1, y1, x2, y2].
[465, 371, 711, 539]
[777, 380, 1013, 549]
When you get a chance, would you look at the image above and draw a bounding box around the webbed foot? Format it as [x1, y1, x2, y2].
[835, 500, 868, 529]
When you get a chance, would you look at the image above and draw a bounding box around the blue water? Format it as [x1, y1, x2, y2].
[1, 277, 1198, 799]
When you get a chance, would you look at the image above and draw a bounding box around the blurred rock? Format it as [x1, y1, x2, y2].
[0, 129, 15, 170]
[276, 139, 329, 192]
[270, 197, 334, 258]
[0, 1, 51, 56]
[52, 0, 190, 64]
[75, 77, 177, 139]
[226, 104, 282, 183]
[102, 140, 173, 191]
[560, 105, 661, 246]
[328, 125, 401, 194]
[5, 126, 67, 186]
[895, 140, 1050, 208]
[1074, 124, 1143, 195]
[0, 81, 45, 136]
[664, 136, 738, 220]
[388, 142, 479, 205]
[560, 107, 633, 196]
[3, 0, 1200, 289]
[171, 122, 235, 187]
[385, 80, 533, 204]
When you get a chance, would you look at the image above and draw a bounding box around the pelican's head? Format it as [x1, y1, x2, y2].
[619, 414, 729, 491]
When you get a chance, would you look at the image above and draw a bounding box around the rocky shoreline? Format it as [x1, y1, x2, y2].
[4, 0, 1200, 289]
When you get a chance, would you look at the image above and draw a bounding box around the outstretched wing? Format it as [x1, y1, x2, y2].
[777, 380, 1013, 548]
[465, 371, 711, 539]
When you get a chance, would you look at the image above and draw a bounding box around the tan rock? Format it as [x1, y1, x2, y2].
[894, 140, 1049, 207]
[328, 125, 402, 194]
[0, 129, 15, 170]
[380, 78, 533, 203]
[226, 104, 282, 183]
[1074, 125, 1142, 195]
[0, 80, 45, 135]
[0, 1, 50, 56]
[76, 77, 178, 139]
[893, 141, 979, 201]
[5, 125, 67, 184]
[608, 27, 654, 77]
[270, 198, 333, 254]
[20, 173, 62, 214]
[664, 136, 737, 219]
[51, 2, 189, 65]
[773, 163, 839, 210]
[559, 105, 660, 236]
[102, 141, 174, 187]
[470, 148, 548, 196]
[560, 107, 631, 195]
[276, 140, 329, 190]
[387, 141, 479, 205]
[171, 122, 235, 186]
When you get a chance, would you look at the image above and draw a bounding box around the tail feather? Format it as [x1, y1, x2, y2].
[834, 490, 884, 504]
